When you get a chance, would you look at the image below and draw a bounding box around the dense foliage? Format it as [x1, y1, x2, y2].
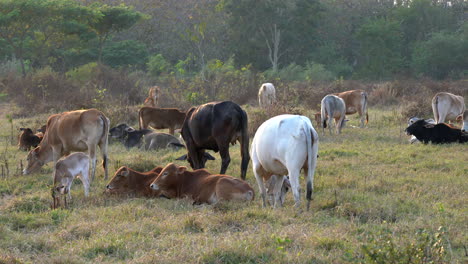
[0, 0, 466, 80]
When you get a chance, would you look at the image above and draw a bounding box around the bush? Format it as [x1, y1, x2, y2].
[147, 54, 171, 76]
[304, 62, 335, 81]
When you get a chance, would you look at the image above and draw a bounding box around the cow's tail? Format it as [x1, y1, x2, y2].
[138, 108, 145, 130]
[239, 108, 250, 180]
[99, 114, 109, 180]
[362, 92, 369, 125]
[302, 117, 317, 211]
[321, 103, 327, 130]
[432, 96, 439, 123]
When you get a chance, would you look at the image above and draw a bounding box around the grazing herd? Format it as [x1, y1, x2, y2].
[16, 84, 466, 211]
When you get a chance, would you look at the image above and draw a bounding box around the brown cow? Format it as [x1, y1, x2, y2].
[149, 163, 254, 205]
[334, 89, 368, 127]
[138, 107, 186, 135]
[105, 166, 163, 197]
[143, 86, 161, 108]
[23, 109, 109, 180]
[18, 128, 43, 151]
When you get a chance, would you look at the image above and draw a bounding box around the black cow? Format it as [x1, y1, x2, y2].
[18, 128, 43, 151]
[176, 101, 250, 180]
[405, 119, 468, 144]
[109, 123, 151, 149]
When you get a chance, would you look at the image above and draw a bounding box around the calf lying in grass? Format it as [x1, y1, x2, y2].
[405, 119, 468, 144]
[52, 152, 90, 209]
[105, 166, 163, 197]
[149, 163, 254, 205]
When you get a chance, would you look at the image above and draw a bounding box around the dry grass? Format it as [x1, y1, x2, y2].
[0, 100, 467, 263]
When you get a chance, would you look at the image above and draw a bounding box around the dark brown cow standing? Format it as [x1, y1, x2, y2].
[177, 101, 250, 179]
[106, 166, 163, 197]
[138, 107, 186, 135]
[149, 163, 254, 204]
[18, 128, 43, 151]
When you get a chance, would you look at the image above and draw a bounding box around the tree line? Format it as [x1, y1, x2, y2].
[0, 0, 466, 80]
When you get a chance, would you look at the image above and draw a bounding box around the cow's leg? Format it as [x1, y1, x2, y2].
[89, 145, 97, 182]
[328, 116, 333, 135]
[271, 175, 285, 208]
[218, 145, 231, 175]
[81, 163, 90, 197]
[169, 127, 175, 135]
[287, 168, 301, 208]
[253, 166, 267, 208]
[98, 142, 108, 180]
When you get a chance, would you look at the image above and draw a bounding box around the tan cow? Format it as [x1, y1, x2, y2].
[52, 152, 90, 208]
[143, 86, 161, 107]
[432, 92, 465, 124]
[149, 163, 254, 205]
[334, 89, 368, 127]
[138, 107, 186, 135]
[258, 83, 276, 108]
[23, 109, 109, 180]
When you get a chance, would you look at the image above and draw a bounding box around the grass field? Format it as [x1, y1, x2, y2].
[0, 104, 466, 264]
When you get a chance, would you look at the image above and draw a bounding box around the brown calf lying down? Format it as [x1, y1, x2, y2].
[138, 107, 186, 135]
[52, 152, 90, 208]
[149, 163, 254, 205]
[106, 166, 163, 197]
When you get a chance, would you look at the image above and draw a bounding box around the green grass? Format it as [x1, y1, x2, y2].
[0, 106, 466, 263]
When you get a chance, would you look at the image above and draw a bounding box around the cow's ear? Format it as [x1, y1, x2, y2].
[175, 154, 187, 161]
[177, 166, 187, 174]
[120, 168, 130, 177]
[204, 152, 216, 160]
[456, 115, 463, 122]
[19, 128, 25, 131]
[424, 123, 435, 128]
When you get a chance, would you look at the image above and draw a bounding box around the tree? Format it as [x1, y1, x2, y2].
[89, 3, 147, 64]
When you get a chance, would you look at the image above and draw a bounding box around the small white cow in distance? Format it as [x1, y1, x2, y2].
[251, 114, 319, 210]
[321, 95, 347, 135]
[258, 83, 276, 108]
[432, 92, 465, 124]
[52, 152, 90, 208]
[407, 117, 436, 144]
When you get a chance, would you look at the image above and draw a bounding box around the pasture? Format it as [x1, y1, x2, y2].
[0, 105, 466, 263]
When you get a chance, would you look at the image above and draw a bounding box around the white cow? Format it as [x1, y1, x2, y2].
[258, 83, 276, 108]
[320, 95, 347, 135]
[432, 92, 465, 124]
[251, 114, 319, 210]
[459, 110, 468, 132]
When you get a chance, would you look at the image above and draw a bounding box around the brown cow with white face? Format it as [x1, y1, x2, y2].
[334, 89, 368, 128]
[149, 163, 254, 205]
[138, 107, 186, 135]
[23, 109, 109, 180]
[105, 166, 163, 197]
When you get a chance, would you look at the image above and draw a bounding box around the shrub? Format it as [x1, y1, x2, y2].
[147, 54, 171, 76]
[304, 62, 335, 81]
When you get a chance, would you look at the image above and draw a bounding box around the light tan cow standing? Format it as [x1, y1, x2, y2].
[52, 152, 90, 208]
[432, 92, 465, 124]
[144, 86, 161, 107]
[23, 109, 109, 180]
[334, 89, 368, 128]
[258, 83, 276, 108]
[321, 95, 347, 135]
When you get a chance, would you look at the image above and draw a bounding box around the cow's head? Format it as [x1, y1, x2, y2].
[105, 166, 132, 193]
[149, 163, 184, 198]
[23, 147, 46, 175]
[53, 171, 71, 195]
[175, 152, 215, 169]
[405, 119, 432, 136]
[265, 175, 291, 207]
[109, 123, 134, 139]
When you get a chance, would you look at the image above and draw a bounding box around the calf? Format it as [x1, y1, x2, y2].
[106, 166, 163, 197]
[149, 163, 254, 205]
[407, 117, 436, 144]
[52, 152, 90, 208]
[251, 114, 319, 210]
[109, 123, 151, 149]
[321, 95, 347, 135]
[258, 83, 276, 108]
[144, 132, 184, 151]
[139, 107, 186, 135]
[18, 128, 43, 151]
[405, 119, 468, 144]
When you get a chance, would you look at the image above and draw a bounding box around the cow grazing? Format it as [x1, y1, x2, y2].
[432, 92, 465, 124]
[138, 107, 186, 135]
[405, 119, 468, 144]
[334, 89, 368, 127]
[251, 114, 319, 210]
[258, 83, 276, 108]
[149, 163, 254, 205]
[144, 86, 161, 108]
[177, 101, 250, 180]
[52, 152, 90, 209]
[106, 166, 163, 197]
[144, 132, 184, 151]
[321, 95, 347, 135]
[23, 109, 109, 180]
[459, 110, 468, 132]
[109, 123, 151, 149]
[18, 128, 43, 151]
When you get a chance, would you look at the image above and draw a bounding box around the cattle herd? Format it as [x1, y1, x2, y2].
[16, 84, 467, 210]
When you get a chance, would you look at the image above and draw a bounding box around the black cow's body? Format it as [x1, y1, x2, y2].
[18, 128, 43, 151]
[405, 119, 468, 144]
[109, 123, 151, 149]
[178, 101, 250, 179]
